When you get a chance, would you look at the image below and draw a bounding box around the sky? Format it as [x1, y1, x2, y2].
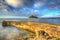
[0, 0, 60, 18]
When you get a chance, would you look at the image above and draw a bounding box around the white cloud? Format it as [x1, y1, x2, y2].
[0, 0, 9, 13]
[34, 1, 45, 8]
[5, 0, 24, 7]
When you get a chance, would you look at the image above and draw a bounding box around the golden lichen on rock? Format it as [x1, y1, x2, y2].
[2, 21, 60, 40]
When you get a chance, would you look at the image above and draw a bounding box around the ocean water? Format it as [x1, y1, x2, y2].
[0, 18, 60, 40]
[0, 18, 60, 25]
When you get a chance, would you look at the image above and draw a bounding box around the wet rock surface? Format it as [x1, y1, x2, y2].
[1, 21, 60, 40]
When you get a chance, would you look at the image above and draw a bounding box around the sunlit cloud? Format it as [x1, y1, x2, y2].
[5, 0, 24, 8]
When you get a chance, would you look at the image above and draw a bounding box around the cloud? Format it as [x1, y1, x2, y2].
[34, 1, 45, 8]
[5, 0, 24, 8]
[0, 0, 34, 16]
[0, 0, 9, 13]
[5, 0, 33, 8]
[0, 0, 60, 17]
